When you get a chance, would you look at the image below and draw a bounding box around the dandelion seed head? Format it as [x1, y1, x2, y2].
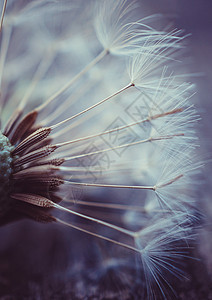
[0, 0, 202, 298]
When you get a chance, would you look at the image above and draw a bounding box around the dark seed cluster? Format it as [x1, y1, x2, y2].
[0, 110, 64, 223]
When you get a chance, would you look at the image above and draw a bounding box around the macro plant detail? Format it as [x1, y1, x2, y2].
[0, 0, 200, 299]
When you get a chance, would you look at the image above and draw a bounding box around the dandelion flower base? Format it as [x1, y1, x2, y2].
[0, 131, 14, 215]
